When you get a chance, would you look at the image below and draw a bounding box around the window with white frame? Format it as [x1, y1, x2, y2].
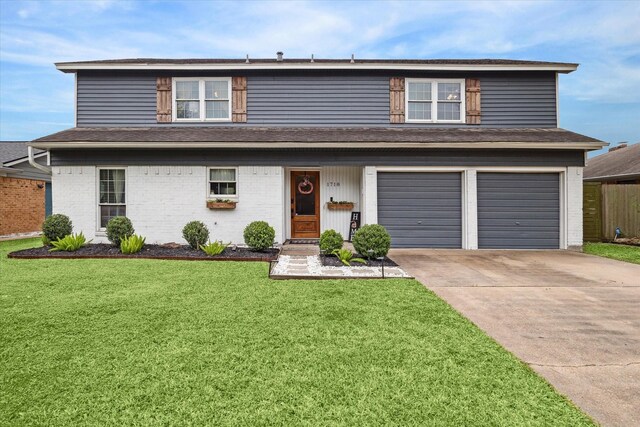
[174, 78, 231, 121]
[98, 169, 126, 228]
[406, 79, 464, 123]
[208, 168, 237, 198]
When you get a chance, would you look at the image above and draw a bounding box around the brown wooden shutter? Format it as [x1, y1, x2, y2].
[389, 77, 405, 123]
[232, 76, 247, 123]
[465, 78, 481, 125]
[156, 77, 172, 123]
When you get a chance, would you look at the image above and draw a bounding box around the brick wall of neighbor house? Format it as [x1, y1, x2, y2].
[52, 166, 285, 244]
[0, 177, 46, 235]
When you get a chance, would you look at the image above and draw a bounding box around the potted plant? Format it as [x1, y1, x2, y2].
[206, 198, 237, 209]
[327, 200, 354, 211]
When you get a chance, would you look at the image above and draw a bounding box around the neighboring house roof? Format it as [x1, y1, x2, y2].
[0, 141, 31, 164]
[55, 58, 579, 73]
[584, 143, 640, 181]
[30, 127, 604, 150]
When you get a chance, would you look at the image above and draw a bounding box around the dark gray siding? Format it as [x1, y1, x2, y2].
[50, 148, 585, 167]
[77, 74, 157, 126]
[481, 75, 556, 127]
[247, 75, 389, 125]
[477, 173, 560, 249]
[378, 172, 462, 248]
[75, 70, 557, 128]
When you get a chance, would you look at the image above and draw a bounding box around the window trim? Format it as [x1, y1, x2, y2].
[207, 167, 239, 200]
[97, 167, 127, 231]
[172, 77, 232, 122]
[405, 78, 466, 124]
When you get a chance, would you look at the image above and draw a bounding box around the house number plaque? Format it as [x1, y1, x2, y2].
[326, 181, 341, 187]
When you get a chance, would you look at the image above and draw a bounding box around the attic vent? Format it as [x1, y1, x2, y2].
[276, 51, 283, 62]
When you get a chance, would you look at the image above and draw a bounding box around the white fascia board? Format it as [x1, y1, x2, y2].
[56, 63, 579, 73]
[29, 141, 606, 150]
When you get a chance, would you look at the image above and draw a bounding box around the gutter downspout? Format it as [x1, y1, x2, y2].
[28, 145, 51, 174]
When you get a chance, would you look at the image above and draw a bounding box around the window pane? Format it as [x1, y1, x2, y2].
[437, 103, 461, 121]
[177, 101, 200, 119]
[210, 169, 236, 181]
[408, 82, 431, 101]
[205, 100, 229, 119]
[210, 182, 237, 196]
[408, 102, 431, 120]
[176, 81, 199, 99]
[438, 83, 461, 101]
[205, 81, 228, 99]
[100, 205, 126, 228]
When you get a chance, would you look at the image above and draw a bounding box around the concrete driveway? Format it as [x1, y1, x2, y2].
[390, 249, 640, 427]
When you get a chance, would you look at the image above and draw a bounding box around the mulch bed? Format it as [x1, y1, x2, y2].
[320, 254, 398, 267]
[8, 244, 280, 262]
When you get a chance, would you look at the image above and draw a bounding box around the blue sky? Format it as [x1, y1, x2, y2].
[1, 0, 639, 155]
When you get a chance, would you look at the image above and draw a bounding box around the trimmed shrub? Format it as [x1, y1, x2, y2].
[182, 221, 210, 250]
[319, 229, 343, 254]
[352, 224, 391, 259]
[243, 221, 275, 251]
[106, 216, 135, 247]
[42, 214, 72, 243]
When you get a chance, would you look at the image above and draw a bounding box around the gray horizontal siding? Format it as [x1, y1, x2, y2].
[247, 76, 389, 125]
[76, 71, 557, 128]
[477, 173, 560, 249]
[378, 173, 462, 248]
[481, 76, 556, 127]
[77, 74, 157, 126]
[50, 148, 584, 167]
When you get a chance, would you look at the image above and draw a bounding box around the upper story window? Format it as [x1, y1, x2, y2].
[173, 78, 231, 122]
[406, 79, 465, 123]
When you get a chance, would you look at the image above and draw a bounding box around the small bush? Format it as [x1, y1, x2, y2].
[243, 221, 275, 251]
[120, 234, 146, 254]
[332, 248, 366, 266]
[49, 233, 90, 252]
[183, 221, 210, 250]
[319, 229, 344, 254]
[42, 214, 72, 243]
[106, 216, 135, 246]
[200, 241, 229, 256]
[352, 224, 391, 259]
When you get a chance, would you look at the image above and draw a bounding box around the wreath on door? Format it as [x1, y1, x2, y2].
[298, 175, 314, 195]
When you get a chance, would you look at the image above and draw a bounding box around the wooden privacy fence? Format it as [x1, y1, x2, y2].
[583, 183, 640, 241]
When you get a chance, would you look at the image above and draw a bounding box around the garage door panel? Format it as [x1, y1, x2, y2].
[378, 172, 462, 248]
[478, 173, 560, 249]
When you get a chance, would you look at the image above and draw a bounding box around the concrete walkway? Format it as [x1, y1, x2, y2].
[390, 249, 640, 427]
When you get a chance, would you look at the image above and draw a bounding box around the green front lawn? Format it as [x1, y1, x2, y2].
[1, 238, 592, 426]
[584, 242, 640, 264]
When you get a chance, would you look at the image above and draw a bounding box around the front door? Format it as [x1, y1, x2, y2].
[291, 171, 320, 238]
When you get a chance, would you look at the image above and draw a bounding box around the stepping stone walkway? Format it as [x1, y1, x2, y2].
[270, 255, 412, 279]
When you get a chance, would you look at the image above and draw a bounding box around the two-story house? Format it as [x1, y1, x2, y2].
[28, 54, 605, 249]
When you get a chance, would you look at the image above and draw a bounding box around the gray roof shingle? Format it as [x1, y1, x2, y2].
[0, 141, 31, 164]
[33, 127, 602, 145]
[584, 143, 640, 180]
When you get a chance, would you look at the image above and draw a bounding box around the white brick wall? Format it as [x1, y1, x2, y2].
[361, 166, 377, 225]
[52, 165, 285, 245]
[566, 166, 583, 249]
[52, 166, 97, 239]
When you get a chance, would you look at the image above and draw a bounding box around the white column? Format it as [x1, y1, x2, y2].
[463, 169, 478, 249]
[566, 166, 583, 249]
[362, 166, 377, 225]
